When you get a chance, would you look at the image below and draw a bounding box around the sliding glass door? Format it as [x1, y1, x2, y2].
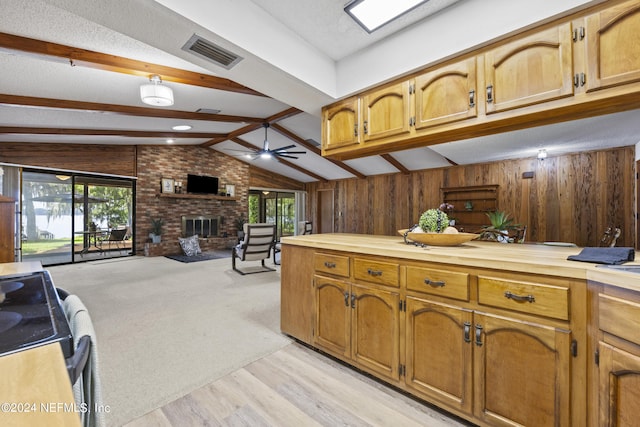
[21, 170, 134, 266]
[248, 190, 296, 240]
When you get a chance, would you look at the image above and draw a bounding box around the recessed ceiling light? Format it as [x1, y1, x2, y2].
[172, 124, 192, 131]
[166, 139, 175, 144]
[345, 0, 429, 33]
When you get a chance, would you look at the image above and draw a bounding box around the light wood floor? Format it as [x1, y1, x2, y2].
[124, 342, 473, 426]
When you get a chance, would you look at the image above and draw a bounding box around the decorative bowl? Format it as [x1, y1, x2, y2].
[406, 232, 479, 246]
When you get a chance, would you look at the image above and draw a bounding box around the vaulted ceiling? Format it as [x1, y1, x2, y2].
[1, 0, 639, 184]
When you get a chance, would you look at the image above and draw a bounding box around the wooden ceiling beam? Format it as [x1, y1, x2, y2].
[200, 107, 303, 147]
[0, 32, 264, 97]
[0, 94, 263, 123]
[0, 126, 224, 138]
[380, 154, 411, 174]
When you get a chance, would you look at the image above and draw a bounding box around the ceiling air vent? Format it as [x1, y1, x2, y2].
[182, 34, 243, 70]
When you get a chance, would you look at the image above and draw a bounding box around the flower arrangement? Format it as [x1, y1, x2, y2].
[419, 209, 449, 233]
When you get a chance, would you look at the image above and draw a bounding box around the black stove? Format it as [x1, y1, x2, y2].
[0, 270, 73, 358]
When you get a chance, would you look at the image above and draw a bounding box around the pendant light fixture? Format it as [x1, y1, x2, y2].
[140, 74, 174, 106]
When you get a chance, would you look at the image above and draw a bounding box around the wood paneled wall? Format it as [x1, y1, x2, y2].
[0, 142, 136, 177]
[305, 146, 637, 248]
[249, 165, 305, 191]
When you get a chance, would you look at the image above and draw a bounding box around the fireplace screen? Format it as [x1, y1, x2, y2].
[182, 215, 220, 238]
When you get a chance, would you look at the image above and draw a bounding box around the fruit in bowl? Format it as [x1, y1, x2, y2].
[419, 209, 449, 233]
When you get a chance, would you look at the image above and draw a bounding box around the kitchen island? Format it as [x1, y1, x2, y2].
[280, 233, 640, 427]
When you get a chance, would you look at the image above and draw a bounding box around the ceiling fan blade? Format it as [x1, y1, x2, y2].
[280, 150, 306, 155]
[272, 145, 297, 152]
[275, 153, 300, 159]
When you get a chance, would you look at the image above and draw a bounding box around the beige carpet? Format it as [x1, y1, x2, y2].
[48, 255, 292, 427]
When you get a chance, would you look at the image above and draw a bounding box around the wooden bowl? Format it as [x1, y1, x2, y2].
[407, 232, 479, 246]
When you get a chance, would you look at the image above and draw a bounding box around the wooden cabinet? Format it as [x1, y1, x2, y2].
[598, 343, 640, 426]
[441, 185, 498, 232]
[322, 97, 361, 151]
[405, 297, 473, 413]
[280, 245, 315, 342]
[313, 253, 401, 383]
[483, 23, 574, 113]
[361, 81, 412, 142]
[474, 311, 572, 426]
[0, 196, 16, 263]
[414, 57, 478, 129]
[281, 240, 588, 427]
[585, 0, 640, 92]
[596, 292, 640, 426]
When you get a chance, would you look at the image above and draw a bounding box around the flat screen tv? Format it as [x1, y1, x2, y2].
[186, 174, 219, 195]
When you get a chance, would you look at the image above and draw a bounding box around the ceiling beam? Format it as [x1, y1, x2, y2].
[0, 94, 263, 123]
[0, 127, 224, 138]
[231, 137, 327, 182]
[200, 107, 303, 147]
[271, 123, 367, 179]
[380, 154, 410, 174]
[0, 32, 264, 97]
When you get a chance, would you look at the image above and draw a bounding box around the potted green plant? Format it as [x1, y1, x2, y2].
[234, 215, 246, 239]
[480, 210, 518, 242]
[149, 218, 164, 243]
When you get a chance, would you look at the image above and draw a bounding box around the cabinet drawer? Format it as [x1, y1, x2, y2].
[478, 276, 569, 320]
[406, 266, 469, 301]
[599, 294, 640, 346]
[314, 253, 350, 277]
[354, 258, 399, 287]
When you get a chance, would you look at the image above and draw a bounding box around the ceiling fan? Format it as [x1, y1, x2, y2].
[229, 123, 306, 160]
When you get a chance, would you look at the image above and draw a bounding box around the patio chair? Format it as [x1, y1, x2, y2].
[274, 221, 313, 265]
[101, 228, 128, 252]
[232, 223, 276, 275]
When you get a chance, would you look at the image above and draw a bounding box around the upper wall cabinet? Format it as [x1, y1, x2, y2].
[585, 0, 640, 92]
[414, 57, 478, 130]
[361, 81, 412, 142]
[484, 23, 574, 113]
[322, 97, 361, 151]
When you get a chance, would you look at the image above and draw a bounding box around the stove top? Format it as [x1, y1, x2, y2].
[0, 270, 73, 358]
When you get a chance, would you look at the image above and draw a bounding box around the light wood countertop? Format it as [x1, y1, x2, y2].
[281, 233, 640, 291]
[0, 343, 81, 427]
[0, 261, 43, 277]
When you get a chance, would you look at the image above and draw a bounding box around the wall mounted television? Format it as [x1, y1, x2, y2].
[186, 174, 219, 195]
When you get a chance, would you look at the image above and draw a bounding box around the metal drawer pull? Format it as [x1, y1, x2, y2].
[367, 268, 383, 277]
[468, 89, 475, 107]
[463, 322, 471, 343]
[324, 261, 336, 268]
[424, 278, 445, 287]
[475, 324, 483, 347]
[504, 291, 535, 303]
[344, 291, 350, 307]
[351, 293, 356, 309]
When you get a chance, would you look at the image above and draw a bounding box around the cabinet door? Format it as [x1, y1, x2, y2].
[351, 283, 400, 382]
[585, 0, 640, 92]
[405, 297, 473, 414]
[473, 312, 571, 427]
[598, 342, 640, 427]
[362, 81, 411, 142]
[322, 97, 360, 151]
[414, 57, 477, 130]
[313, 275, 350, 359]
[484, 23, 574, 113]
[281, 246, 315, 343]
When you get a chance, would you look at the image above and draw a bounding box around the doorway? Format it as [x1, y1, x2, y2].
[248, 190, 296, 240]
[317, 189, 334, 233]
[20, 169, 134, 265]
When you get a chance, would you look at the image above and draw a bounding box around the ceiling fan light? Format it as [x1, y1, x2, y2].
[260, 152, 272, 159]
[140, 75, 174, 106]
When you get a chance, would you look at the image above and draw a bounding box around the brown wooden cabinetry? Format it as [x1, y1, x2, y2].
[596, 291, 640, 426]
[442, 185, 498, 232]
[584, 0, 640, 92]
[361, 81, 412, 142]
[282, 239, 586, 426]
[483, 23, 574, 113]
[322, 97, 361, 151]
[0, 196, 16, 263]
[414, 57, 478, 130]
